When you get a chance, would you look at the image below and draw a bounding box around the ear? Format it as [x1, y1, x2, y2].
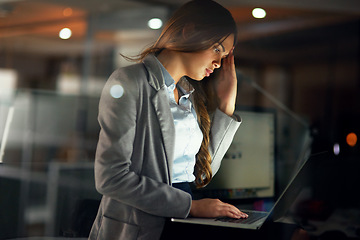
[182, 23, 195, 40]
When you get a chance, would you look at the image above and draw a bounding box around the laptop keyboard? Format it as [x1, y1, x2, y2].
[215, 211, 268, 224]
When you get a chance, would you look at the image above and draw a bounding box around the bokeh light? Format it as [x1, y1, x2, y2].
[110, 84, 124, 98]
[63, 7, 73, 17]
[252, 8, 266, 19]
[333, 143, 340, 155]
[148, 18, 163, 30]
[59, 28, 72, 40]
[346, 132, 357, 147]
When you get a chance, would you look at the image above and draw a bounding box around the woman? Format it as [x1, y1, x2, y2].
[88, 1, 246, 239]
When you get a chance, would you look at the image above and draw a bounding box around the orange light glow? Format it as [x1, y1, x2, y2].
[63, 7, 73, 17]
[346, 132, 357, 147]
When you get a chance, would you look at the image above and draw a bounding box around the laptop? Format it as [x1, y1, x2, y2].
[171, 151, 329, 230]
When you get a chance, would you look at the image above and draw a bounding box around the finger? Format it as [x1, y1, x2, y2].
[225, 51, 234, 68]
[229, 50, 235, 66]
[223, 52, 234, 71]
[226, 205, 248, 219]
[226, 209, 242, 219]
[230, 211, 248, 219]
[227, 51, 234, 64]
[240, 211, 249, 218]
[222, 59, 232, 73]
[222, 204, 241, 218]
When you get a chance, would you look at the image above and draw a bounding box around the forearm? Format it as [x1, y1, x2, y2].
[95, 156, 191, 218]
[209, 109, 241, 176]
[218, 98, 236, 116]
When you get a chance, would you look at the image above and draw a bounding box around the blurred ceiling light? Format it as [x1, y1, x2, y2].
[346, 132, 357, 147]
[148, 18, 163, 30]
[252, 8, 266, 19]
[59, 28, 72, 40]
[333, 143, 340, 155]
[63, 7, 73, 17]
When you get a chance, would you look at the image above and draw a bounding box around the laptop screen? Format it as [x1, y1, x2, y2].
[194, 106, 276, 202]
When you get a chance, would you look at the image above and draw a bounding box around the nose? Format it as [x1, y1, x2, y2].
[213, 59, 221, 69]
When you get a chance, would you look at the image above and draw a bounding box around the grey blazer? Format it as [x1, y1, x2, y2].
[88, 54, 241, 240]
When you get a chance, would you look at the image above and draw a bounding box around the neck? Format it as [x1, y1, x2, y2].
[156, 49, 185, 84]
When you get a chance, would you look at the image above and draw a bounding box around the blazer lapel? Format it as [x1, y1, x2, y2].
[143, 54, 175, 183]
[152, 90, 175, 183]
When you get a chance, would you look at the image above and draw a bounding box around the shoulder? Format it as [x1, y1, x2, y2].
[98, 64, 145, 105]
[104, 63, 150, 93]
[110, 63, 148, 84]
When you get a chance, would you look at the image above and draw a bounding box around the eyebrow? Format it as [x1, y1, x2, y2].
[218, 43, 230, 58]
[219, 43, 225, 52]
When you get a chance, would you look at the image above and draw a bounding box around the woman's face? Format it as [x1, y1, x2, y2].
[181, 34, 235, 80]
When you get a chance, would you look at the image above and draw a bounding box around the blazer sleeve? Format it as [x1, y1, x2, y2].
[94, 68, 191, 218]
[209, 109, 241, 176]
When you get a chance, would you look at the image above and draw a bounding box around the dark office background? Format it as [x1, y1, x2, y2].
[0, 0, 359, 239]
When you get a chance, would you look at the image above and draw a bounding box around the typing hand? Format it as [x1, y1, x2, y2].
[190, 198, 248, 219]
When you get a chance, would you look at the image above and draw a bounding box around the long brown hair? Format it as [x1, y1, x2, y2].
[129, 0, 237, 187]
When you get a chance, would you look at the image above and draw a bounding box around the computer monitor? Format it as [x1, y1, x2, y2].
[196, 106, 276, 201]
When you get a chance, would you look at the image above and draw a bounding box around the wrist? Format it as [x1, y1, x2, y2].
[218, 102, 235, 116]
[190, 200, 198, 217]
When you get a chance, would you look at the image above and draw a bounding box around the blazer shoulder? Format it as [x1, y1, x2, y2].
[110, 63, 148, 84]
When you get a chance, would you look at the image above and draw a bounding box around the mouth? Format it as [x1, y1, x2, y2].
[205, 68, 213, 77]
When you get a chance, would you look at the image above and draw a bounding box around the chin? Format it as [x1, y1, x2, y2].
[186, 75, 203, 81]
[193, 74, 206, 81]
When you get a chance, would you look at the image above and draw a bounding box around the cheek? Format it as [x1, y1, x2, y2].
[185, 53, 212, 77]
[194, 55, 210, 68]
[186, 66, 204, 80]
